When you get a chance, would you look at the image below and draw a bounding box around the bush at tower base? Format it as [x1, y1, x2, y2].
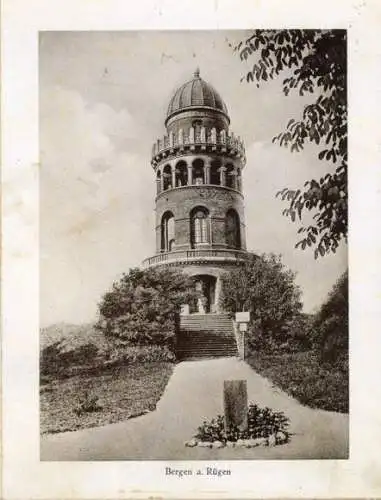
[220, 253, 304, 353]
[97, 267, 199, 352]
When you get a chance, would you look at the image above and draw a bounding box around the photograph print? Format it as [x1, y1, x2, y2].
[39, 29, 348, 461]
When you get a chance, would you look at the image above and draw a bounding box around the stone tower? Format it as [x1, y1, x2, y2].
[143, 69, 249, 313]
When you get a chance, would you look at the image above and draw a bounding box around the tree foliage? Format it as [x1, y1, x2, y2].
[97, 267, 198, 348]
[220, 254, 303, 350]
[313, 270, 348, 363]
[233, 30, 347, 257]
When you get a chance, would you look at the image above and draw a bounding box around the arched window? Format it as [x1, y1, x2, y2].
[225, 164, 235, 189]
[156, 169, 161, 194]
[190, 207, 209, 247]
[192, 158, 204, 185]
[225, 209, 241, 249]
[210, 160, 221, 185]
[175, 160, 188, 187]
[161, 211, 175, 252]
[163, 164, 172, 191]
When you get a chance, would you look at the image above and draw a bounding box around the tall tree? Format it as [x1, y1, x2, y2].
[97, 267, 198, 348]
[220, 253, 303, 350]
[232, 30, 347, 258]
[313, 270, 348, 363]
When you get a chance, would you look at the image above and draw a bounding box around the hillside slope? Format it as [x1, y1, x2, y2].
[40, 322, 107, 351]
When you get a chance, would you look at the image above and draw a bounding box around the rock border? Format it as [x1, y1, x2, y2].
[185, 431, 288, 448]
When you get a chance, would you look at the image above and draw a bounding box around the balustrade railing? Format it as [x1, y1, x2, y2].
[143, 248, 249, 267]
[152, 126, 245, 159]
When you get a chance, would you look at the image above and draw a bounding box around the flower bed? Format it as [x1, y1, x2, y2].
[185, 403, 290, 449]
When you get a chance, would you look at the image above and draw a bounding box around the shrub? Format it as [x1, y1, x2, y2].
[40, 341, 100, 378]
[275, 313, 314, 352]
[195, 415, 226, 442]
[313, 270, 348, 363]
[247, 351, 348, 413]
[103, 344, 176, 365]
[73, 391, 102, 416]
[220, 253, 303, 353]
[40, 340, 175, 381]
[97, 267, 198, 350]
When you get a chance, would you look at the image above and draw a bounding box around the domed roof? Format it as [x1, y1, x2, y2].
[166, 68, 229, 121]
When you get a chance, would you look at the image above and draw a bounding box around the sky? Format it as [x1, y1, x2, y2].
[39, 30, 347, 327]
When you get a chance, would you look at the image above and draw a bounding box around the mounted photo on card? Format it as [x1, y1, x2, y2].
[39, 30, 348, 461]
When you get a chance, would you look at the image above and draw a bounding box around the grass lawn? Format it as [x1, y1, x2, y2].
[247, 350, 348, 413]
[40, 362, 174, 434]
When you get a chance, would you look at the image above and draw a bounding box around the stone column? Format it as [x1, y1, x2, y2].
[220, 129, 227, 145]
[160, 168, 164, 192]
[237, 173, 242, 192]
[169, 131, 174, 148]
[211, 127, 217, 144]
[187, 163, 193, 185]
[233, 167, 238, 190]
[220, 166, 226, 187]
[178, 129, 184, 145]
[200, 126, 206, 143]
[171, 164, 176, 188]
[215, 277, 221, 313]
[204, 160, 211, 184]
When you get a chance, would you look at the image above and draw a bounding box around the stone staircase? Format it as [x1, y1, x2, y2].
[177, 313, 238, 360]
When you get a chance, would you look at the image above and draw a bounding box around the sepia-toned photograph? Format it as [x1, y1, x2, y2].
[39, 30, 348, 461]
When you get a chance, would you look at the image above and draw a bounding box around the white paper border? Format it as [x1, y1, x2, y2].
[2, 0, 381, 498]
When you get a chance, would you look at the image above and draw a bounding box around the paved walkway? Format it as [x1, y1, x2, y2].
[41, 358, 348, 460]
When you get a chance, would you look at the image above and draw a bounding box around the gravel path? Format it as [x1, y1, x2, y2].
[41, 357, 348, 460]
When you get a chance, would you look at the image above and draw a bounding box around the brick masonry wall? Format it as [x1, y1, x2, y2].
[155, 185, 247, 252]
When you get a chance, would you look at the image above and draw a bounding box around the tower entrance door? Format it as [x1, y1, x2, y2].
[192, 275, 217, 314]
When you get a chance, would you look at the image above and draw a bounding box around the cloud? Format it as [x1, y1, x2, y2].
[40, 86, 154, 325]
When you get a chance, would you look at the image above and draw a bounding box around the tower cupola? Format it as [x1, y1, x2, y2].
[166, 68, 229, 126]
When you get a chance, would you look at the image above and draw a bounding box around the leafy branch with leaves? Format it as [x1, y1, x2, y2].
[232, 29, 347, 257]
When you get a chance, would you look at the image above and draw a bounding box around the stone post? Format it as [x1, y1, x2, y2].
[223, 380, 248, 432]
